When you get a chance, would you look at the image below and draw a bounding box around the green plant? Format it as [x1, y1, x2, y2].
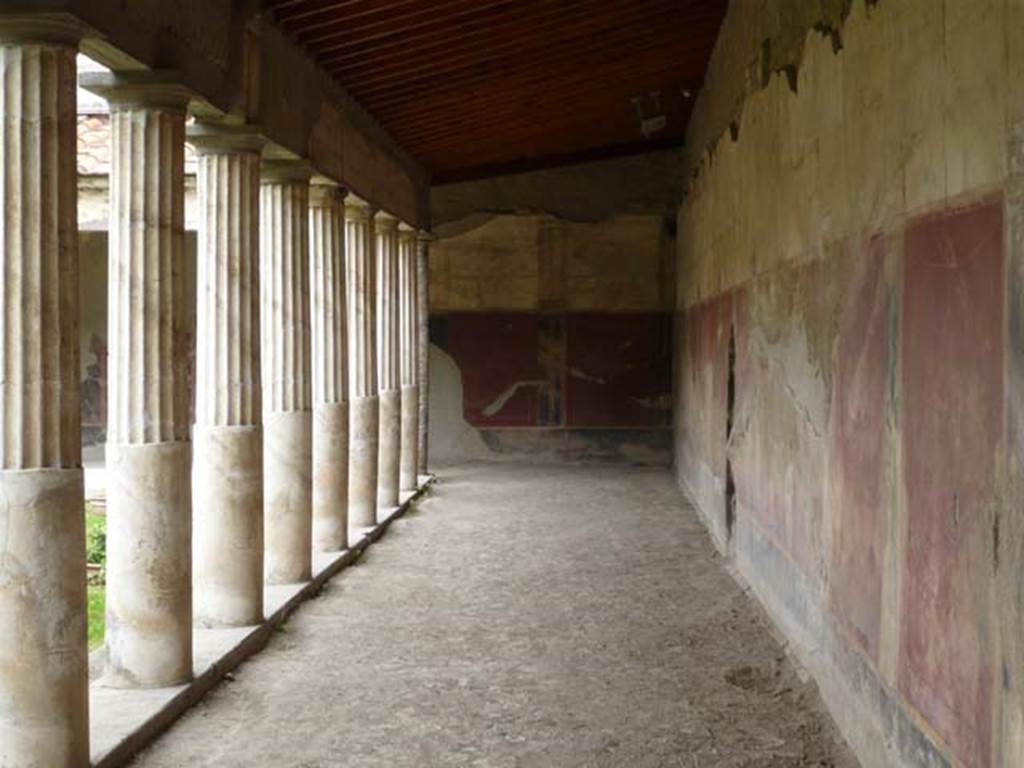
[87, 585, 104, 650]
[85, 505, 106, 567]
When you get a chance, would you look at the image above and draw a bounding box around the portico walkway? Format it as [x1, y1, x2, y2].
[133, 464, 856, 767]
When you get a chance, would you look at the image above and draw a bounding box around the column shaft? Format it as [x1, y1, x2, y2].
[0, 17, 88, 766]
[416, 233, 431, 475]
[398, 225, 418, 491]
[260, 162, 312, 584]
[310, 180, 348, 552]
[375, 212, 401, 509]
[82, 71, 194, 688]
[345, 197, 378, 528]
[189, 126, 264, 627]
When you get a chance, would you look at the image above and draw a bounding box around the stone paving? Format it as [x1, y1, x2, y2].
[133, 463, 857, 768]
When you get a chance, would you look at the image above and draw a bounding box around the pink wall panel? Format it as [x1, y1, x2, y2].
[828, 237, 891, 662]
[900, 200, 1003, 768]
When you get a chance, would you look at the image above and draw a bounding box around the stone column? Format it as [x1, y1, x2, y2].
[0, 14, 88, 766]
[375, 211, 401, 510]
[398, 224, 419, 491]
[309, 178, 348, 552]
[344, 196, 378, 528]
[416, 232, 431, 476]
[81, 71, 193, 687]
[260, 159, 313, 584]
[188, 123, 265, 627]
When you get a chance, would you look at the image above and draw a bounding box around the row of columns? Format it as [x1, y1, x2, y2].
[0, 15, 431, 767]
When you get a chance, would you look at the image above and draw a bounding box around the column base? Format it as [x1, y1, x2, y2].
[377, 387, 401, 510]
[0, 467, 88, 768]
[400, 384, 419, 492]
[349, 394, 379, 528]
[105, 441, 193, 688]
[264, 410, 313, 585]
[313, 400, 348, 552]
[193, 425, 263, 627]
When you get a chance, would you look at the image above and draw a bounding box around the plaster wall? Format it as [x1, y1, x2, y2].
[428, 201, 675, 465]
[674, 1, 1024, 766]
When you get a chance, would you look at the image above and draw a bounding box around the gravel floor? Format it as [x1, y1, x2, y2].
[132, 463, 858, 768]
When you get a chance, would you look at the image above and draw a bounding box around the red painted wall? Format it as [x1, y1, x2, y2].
[674, 293, 733, 543]
[828, 237, 891, 662]
[439, 311, 672, 430]
[676, 197, 1006, 768]
[899, 201, 1003, 768]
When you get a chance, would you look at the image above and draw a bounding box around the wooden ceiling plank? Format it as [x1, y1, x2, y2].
[412, 107, 682, 158]
[270, 0, 368, 25]
[297, 0, 514, 46]
[270, 0, 727, 177]
[361, 26, 717, 117]
[322, 0, 684, 70]
[385, 52, 700, 133]
[327, 0, 611, 78]
[284, 0, 436, 33]
[305, 0, 533, 56]
[338, 0, 695, 90]
[311, 0, 651, 60]
[395, 91, 684, 152]
[391, 67, 693, 147]
[346, 11, 703, 106]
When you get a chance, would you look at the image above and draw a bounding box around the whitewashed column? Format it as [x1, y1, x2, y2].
[398, 224, 418, 491]
[188, 124, 265, 626]
[260, 159, 313, 584]
[345, 196, 378, 528]
[0, 14, 88, 766]
[81, 71, 193, 687]
[309, 178, 348, 552]
[375, 211, 401, 509]
[416, 231, 431, 476]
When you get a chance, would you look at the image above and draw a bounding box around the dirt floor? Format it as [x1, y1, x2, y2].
[133, 463, 858, 768]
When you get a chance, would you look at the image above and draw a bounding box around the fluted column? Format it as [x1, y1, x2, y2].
[0, 14, 88, 766]
[375, 211, 401, 510]
[345, 196, 378, 528]
[260, 160, 313, 584]
[416, 232, 431, 476]
[309, 178, 348, 552]
[79, 72, 194, 688]
[398, 224, 419, 491]
[188, 124, 265, 626]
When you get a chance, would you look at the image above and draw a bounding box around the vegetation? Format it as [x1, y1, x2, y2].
[85, 503, 105, 567]
[87, 585, 105, 650]
[85, 503, 105, 650]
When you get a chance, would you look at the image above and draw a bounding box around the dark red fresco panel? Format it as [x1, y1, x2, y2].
[444, 313, 543, 427]
[565, 313, 671, 427]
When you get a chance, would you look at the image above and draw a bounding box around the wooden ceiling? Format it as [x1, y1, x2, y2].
[265, 0, 727, 183]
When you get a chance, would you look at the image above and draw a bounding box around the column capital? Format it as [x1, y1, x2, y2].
[374, 209, 400, 232]
[397, 222, 417, 242]
[261, 157, 313, 183]
[0, 11, 83, 45]
[417, 230, 436, 243]
[343, 193, 375, 220]
[309, 175, 345, 208]
[187, 121, 266, 156]
[79, 69, 195, 113]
